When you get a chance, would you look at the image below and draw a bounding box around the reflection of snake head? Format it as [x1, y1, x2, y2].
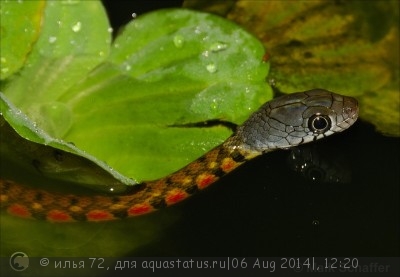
[288, 145, 352, 184]
[225, 89, 358, 154]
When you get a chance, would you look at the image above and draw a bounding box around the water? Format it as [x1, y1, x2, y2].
[131, 120, 399, 256]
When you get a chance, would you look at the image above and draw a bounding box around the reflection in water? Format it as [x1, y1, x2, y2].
[287, 144, 351, 184]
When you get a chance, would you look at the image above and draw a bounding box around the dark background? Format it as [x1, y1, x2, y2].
[100, 0, 399, 257]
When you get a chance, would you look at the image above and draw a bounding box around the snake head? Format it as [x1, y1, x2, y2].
[227, 89, 359, 153]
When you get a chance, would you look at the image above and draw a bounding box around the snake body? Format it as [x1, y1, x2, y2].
[0, 89, 358, 222]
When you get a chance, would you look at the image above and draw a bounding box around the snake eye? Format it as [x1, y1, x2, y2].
[308, 114, 331, 134]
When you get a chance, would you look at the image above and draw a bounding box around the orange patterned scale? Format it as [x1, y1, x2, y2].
[165, 189, 189, 205]
[86, 210, 115, 221]
[196, 174, 218, 189]
[128, 203, 154, 216]
[47, 210, 73, 222]
[8, 204, 32, 219]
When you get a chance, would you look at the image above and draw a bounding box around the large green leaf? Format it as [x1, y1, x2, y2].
[59, 9, 271, 181]
[1, 4, 270, 184]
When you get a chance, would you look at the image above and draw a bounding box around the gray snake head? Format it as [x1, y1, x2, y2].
[226, 89, 359, 154]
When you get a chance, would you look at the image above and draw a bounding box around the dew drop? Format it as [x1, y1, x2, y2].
[209, 41, 228, 52]
[206, 63, 217, 73]
[71, 21, 81, 32]
[132, 12, 137, 18]
[202, 50, 209, 58]
[194, 26, 201, 34]
[173, 35, 184, 48]
[48, 36, 57, 43]
[1, 57, 6, 63]
[210, 99, 218, 110]
[1, 67, 9, 74]
[125, 64, 131, 71]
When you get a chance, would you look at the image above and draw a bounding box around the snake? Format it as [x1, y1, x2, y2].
[0, 89, 358, 222]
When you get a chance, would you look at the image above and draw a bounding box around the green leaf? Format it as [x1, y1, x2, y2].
[0, 0, 45, 80]
[59, 9, 271, 181]
[0, 94, 134, 191]
[2, 0, 111, 138]
[2, 6, 270, 184]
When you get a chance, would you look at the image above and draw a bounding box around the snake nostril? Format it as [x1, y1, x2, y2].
[343, 107, 353, 116]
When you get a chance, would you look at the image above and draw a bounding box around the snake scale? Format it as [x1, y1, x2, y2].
[0, 89, 358, 222]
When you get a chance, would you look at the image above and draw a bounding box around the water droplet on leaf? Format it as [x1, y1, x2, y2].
[48, 36, 57, 43]
[210, 41, 228, 52]
[173, 35, 184, 48]
[71, 21, 81, 32]
[206, 63, 217, 73]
